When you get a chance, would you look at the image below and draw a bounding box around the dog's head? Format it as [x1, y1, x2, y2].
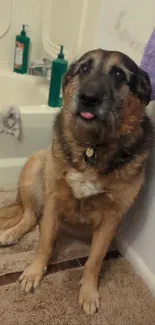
[62, 49, 151, 144]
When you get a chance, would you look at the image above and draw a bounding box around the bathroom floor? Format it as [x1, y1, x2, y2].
[0, 189, 155, 325]
[0, 258, 155, 325]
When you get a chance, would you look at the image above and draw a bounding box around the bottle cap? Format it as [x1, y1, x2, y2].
[21, 24, 29, 36]
[58, 45, 64, 59]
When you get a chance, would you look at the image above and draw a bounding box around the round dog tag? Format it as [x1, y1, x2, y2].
[86, 147, 94, 157]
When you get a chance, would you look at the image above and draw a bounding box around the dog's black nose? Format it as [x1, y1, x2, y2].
[79, 91, 102, 107]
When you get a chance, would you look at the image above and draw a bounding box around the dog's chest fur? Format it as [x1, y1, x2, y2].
[66, 168, 103, 199]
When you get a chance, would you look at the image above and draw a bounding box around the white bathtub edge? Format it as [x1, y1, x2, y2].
[116, 234, 155, 297]
[0, 157, 27, 187]
[20, 106, 60, 113]
[0, 157, 27, 168]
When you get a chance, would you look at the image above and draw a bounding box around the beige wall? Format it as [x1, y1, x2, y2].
[0, 0, 44, 69]
[96, 0, 155, 64]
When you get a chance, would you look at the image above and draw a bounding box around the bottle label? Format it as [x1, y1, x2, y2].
[14, 42, 24, 69]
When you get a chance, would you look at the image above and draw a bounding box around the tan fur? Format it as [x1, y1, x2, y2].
[0, 50, 152, 315]
[0, 204, 22, 230]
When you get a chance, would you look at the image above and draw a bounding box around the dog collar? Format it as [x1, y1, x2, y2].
[84, 146, 96, 165]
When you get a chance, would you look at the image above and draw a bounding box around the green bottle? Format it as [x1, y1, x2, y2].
[14, 24, 30, 74]
[48, 45, 68, 107]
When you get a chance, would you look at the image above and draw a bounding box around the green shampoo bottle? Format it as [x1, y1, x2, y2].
[14, 24, 30, 74]
[48, 45, 68, 107]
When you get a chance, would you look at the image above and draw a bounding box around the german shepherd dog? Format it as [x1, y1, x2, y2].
[0, 49, 153, 314]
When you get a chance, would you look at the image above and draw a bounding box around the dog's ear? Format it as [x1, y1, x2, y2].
[62, 61, 77, 91]
[136, 68, 152, 105]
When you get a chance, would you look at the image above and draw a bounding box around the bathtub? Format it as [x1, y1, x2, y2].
[0, 70, 59, 188]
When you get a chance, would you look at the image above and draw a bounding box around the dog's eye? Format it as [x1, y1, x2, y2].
[110, 66, 126, 81]
[79, 63, 89, 75]
[78, 59, 93, 76]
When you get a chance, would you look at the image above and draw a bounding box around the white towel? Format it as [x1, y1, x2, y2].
[0, 105, 21, 139]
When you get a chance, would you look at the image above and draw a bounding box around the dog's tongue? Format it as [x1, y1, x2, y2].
[80, 112, 95, 119]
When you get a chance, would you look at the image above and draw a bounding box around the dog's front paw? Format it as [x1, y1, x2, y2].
[79, 282, 100, 315]
[19, 263, 46, 293]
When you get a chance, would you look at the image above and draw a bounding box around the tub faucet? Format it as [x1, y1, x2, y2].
[28, 58, 52, 80]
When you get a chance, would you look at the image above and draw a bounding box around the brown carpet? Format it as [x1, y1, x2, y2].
[0, 258, 155, 325]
